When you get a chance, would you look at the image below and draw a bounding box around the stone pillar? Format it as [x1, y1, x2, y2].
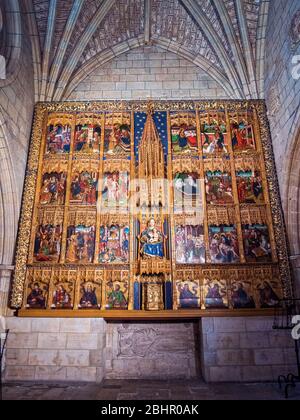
[290, 256, 300, 298]
[0, 316, 7, 374]
[0, 266, 14, 316]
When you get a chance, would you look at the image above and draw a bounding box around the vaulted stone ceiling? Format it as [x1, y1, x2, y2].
[24, 0, 270, 101]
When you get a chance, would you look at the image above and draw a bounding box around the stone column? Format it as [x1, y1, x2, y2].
[0, 316, 8, 374]
[0, 266, 14, 316]
[0, 267, 13, 377]
[290, 256, 300, 298]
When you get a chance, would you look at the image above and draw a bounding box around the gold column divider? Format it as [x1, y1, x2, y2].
[101, 265, 107, 310]
[129, 110, 136, 310]
[22, 269, 29, 310]
[94, 113, 105, 264]
[253, 108, 278, 262]
[60, 116, 76, 264]
[225, 106, 246, 263]
[75, 267, 82, 309]
[196, 109, 209, 265]
[47, 267, 57, 309]
[137, 109, 143, 274]
[167, 111, 176, 309]
[28, 111, 49, 264]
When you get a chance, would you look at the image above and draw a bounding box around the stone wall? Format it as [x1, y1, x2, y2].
[264, 0, 300, 294]
[0, 5, 35, 315]
[105, 322, 199, 379]
[264, 0, 300, 191]
[4, 319, 199, 382]
[4, 318, 106, 383]
[67, 45, 228, 101]
[201, 317, 297, 382]
[4, 316, 297, 383]
[0, 8, 34, 219]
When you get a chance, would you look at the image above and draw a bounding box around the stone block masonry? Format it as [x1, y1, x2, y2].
[264, 0, 300, 198]
[104, 322, 199, 380]
[67, 45, 228, 101]
[201, 317, 297, 382]
[5, 318, 106, 383]
[3, 316, 298, 383]
[263, 0, 300, 294]
[4, 318, 199, 382]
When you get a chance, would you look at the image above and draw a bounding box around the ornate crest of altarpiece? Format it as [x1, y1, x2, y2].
[11, 100, 294, 319]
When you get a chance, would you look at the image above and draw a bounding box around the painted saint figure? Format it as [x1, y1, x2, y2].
[205, 283, 227, 309]
[26, 283, 46, 309]
[66, 226, 95, 263]
[40, 173, 66, 205]
[140, 219, 165, 259]
[236, 170, 264, 204]
[46, 125, 71, 154]
[171, 124, 198, 154]
[231, 283, 255, 309]
[34, 224, 62, 262]
[102, 172, 129, 207]
[74, 125, 101, 153]
[231, 122, 255, 151]
[79, 285, 99, 309]
[106, 284, 128, 309]
[174, 173, 199, 206]
[106, 123, 131, 156]
[52, 285, 72, 309]
[202, 128, 228, 154]
[70, 172, 98, 205]
[99, 225, 129, 264]
[243, 224, 272, 262]
[201, 118, 228, 155]
[258, 282, 280, 308]
[209, 226, 240, 264]
[178, 283, 200, 309]
[175, 225, 205, 264]
[205, 171, 234, 205]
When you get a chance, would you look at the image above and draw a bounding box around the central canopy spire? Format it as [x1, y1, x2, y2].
[138, 107, 166, 207]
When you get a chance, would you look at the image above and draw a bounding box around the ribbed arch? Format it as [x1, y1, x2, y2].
[26, 0, 270, 101]
[0, 113, 19, 265]
[62, 36, 235, 100]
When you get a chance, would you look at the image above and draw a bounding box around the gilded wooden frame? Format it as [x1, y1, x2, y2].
[10, 100, 294, 316]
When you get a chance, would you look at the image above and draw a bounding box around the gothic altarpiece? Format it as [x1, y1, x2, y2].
[11, 101, 293, 317]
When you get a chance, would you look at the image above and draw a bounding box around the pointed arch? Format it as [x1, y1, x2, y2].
[180, 0, 245, 98]
[212, 0, 251, 98]
[23, 0, 42, 102]
[283, 105, 300, 256]
[62, 35, 235, 100]
[0, 112, 20, 265]
[235, 0, 258, 98]
[46, 0, 84, 102]
[40, 0, 58, 101]
[53, 0, 116, 102]
[256, 0, 270, 99]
